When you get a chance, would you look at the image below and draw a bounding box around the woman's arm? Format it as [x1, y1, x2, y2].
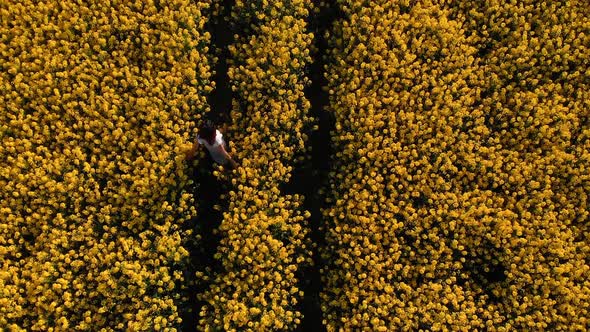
[184, 140, 199, 160]
[219, 145, 238, 169]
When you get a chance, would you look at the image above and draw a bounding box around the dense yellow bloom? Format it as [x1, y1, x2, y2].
[0, 0, 213, 329]
[319, 0, 590, 331]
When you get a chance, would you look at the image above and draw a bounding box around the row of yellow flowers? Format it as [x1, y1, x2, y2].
[1, 0, 213, 330]
[195, 0, 315, 330]
[320, 0, 589, 331]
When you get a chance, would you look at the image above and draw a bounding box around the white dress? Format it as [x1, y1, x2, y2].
[197, 129, 227, 164]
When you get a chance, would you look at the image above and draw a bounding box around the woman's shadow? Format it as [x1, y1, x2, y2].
[192, 151, 227, 265]
[179, 151, 229, 330]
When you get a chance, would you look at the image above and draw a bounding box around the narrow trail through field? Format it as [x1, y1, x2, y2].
[284, 2, 341, 331]
[179, 1, 234, 330]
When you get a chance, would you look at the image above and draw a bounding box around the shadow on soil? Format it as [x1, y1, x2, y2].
[179, 0, 234, 330]
[283, 2, 343, 331]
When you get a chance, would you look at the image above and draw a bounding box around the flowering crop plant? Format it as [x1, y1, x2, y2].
[2, 0, 589, 330]
[320, 0, 589, 331]
[0, 0, 213, 330]
[196, 0, 315, 330]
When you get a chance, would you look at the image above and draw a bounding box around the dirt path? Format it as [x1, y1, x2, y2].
[179, 0, 235, 330]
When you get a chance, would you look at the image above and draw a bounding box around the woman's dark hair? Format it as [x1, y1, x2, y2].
[198, 120, 216, 145]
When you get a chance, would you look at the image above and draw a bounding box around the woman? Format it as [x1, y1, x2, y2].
[185, 120, 238, 169]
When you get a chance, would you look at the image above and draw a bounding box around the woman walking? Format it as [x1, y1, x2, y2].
[185, 120, 238, 169]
